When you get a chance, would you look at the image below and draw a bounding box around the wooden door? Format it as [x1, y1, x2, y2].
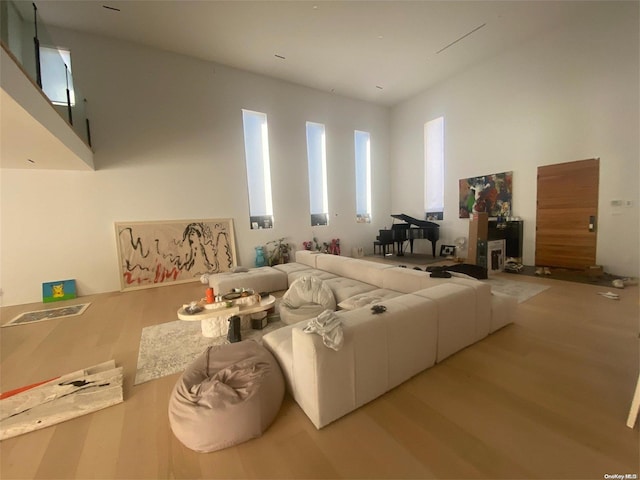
[535, 158, 599, 269]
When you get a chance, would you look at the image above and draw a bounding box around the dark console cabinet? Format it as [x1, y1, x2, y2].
[488, 220, 523, 260]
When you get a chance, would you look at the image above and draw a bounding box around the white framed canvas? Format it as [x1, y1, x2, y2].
[487, 239, 506, 275]
[115, 218, 237, 291]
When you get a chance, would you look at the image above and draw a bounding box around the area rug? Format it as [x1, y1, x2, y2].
[485, 277, 550, 303]
[134, 316, 285, 385]
[516, 265, 626, 287]
[2, 303, 91, 327]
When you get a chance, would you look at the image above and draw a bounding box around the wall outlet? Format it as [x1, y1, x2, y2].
[624, 200, 633, 207]
[611, 199, 623, 207]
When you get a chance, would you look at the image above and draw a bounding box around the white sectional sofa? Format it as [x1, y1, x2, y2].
[263, 250, 517, 429]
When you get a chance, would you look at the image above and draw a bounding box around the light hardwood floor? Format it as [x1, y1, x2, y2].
[1, 273, 638, 479]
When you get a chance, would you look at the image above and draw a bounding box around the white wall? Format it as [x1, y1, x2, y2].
[0, 30, 390, 306]
[390, 3, 639, 277]
[2, 3, 638, 307]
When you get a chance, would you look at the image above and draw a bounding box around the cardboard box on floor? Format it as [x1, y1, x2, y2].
[467, 212, 488, 265]
[585, 265, 604, 277]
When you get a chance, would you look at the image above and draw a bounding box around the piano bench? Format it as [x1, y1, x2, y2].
[373, 241, 394, 256]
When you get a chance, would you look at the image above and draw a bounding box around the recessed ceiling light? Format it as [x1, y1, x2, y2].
[312, 5, 318, 9]
[378, 35, 384, 39]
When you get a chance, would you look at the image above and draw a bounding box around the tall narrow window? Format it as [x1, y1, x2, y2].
[242, 109, 274, 229]
[40, 46, 75, 106]
[354, 130, 371, 223]
[306, 122, 328, 226]
[424, 116, 444, 220]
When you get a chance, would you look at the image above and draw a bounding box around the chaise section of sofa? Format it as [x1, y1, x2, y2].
[264, 292, 439, 429]
[203, 266, 288, 295]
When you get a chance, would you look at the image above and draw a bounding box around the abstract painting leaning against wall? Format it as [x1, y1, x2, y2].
[459, 171, 513, 218]
[115, 219, 237, 291]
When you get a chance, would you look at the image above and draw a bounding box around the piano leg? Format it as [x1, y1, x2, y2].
[396, 241, 404, 256]
[409, 239, 414, 254]
[431, 241, 436, 258]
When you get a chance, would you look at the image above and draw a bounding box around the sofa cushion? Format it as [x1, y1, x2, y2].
[337, 288, 403, 310]
[380, 294, 439, 389]
[323, 276, 377, 304]
[350, 259, 395, 287]
[379, 268, 491, 339]
[314, 254, 358, 278]
[381, 267, 432, 293]
[447, 277, 492, 340]
[307, 254, 392, 288]
[411, 284, 478, 362]
[272, 262, 313, 276]
[490, 291, 517, 333]
[207, 267, 287, 295]
[288, 268, 338, 284]
[262, 325, 296, 393]
[295, 250, 320, 268]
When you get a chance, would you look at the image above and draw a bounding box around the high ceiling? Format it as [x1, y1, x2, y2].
[26, 0, 608, 107]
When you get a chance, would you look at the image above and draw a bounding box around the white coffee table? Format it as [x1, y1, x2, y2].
[177, 295, 276, 338]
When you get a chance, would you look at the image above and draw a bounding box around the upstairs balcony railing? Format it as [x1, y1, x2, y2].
[1, 1, 92, 147]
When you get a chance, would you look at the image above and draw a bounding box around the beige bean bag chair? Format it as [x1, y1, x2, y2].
[168, 340, 284, 453]
[280, 276, 337, 325]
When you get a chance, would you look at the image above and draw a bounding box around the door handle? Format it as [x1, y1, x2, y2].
[589, 216, 596, 232]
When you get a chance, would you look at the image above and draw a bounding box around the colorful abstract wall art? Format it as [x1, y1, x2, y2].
[115, 219, 237, 291]
[459, 171, 513, 218]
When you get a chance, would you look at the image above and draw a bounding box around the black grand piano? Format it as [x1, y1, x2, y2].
[389, 214, 440, 257]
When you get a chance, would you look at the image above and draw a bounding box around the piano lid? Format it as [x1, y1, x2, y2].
[391, 213, 439, 229]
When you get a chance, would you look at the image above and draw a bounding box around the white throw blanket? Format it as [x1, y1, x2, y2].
[303, 310, 344, 351]
[282, 276, 336, 311]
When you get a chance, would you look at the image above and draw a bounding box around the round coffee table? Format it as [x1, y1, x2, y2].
[177, 295, 276, 338]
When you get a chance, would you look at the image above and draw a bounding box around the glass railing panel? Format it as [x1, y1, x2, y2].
[68, 72, 92, 146]
[1, 0, 39, 81]
[1, 0, 91, 147]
